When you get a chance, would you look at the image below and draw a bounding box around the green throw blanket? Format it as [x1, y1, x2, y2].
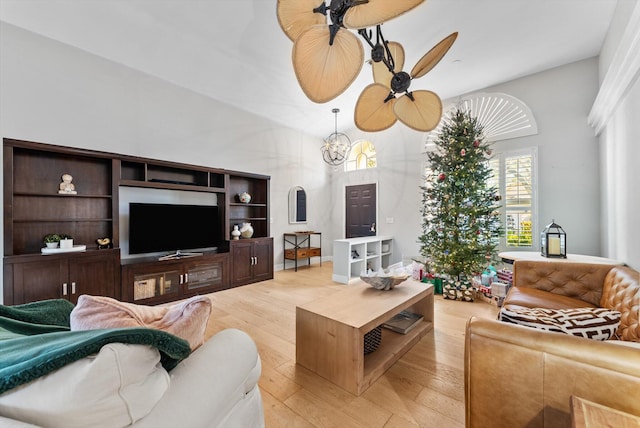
[0, 299, 192, 394]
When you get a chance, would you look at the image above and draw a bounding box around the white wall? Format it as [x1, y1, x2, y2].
[601, 83, 640, 268]
[338, 58, 603, 264]
[482, 58, 603, 257]
[594, 0, 640, 269]
[0, 22, 333, 300]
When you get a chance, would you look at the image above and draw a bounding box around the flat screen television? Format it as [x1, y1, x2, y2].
[129, 203, 221, 256]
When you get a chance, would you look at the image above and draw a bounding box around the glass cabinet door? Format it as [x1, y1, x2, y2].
[185, 262, 223, 291]
[133, 270, 180, 301]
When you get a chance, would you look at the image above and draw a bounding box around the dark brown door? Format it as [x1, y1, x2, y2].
[345, 183, 377, 238]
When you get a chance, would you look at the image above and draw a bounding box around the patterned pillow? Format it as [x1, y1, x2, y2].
[499, 307, 621, 340]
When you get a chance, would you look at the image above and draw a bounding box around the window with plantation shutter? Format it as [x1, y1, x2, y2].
[489, 148, 537, 249]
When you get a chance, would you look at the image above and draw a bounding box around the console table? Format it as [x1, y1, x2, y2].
[296, 279, 434, 395]
[283, 232, 321, 271]
[499, 251, 622, 265]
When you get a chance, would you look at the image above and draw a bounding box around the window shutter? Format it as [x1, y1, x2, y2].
[490, 149, 537, 249]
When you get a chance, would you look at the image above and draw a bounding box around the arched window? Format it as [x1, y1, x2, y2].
[345, 140, 377, 171]
[424, 92, 538, 151]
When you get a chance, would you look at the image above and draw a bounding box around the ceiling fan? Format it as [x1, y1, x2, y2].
[356, 30, 458, 132]
[276, 0, 458, 133]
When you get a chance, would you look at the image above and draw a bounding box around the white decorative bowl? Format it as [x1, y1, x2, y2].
[360, 275, 410, 291]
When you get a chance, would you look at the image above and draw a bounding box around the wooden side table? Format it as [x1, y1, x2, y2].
[283, 232, 321, 271]
[571, 396, 640, 428]
[499, 251, 622, 265]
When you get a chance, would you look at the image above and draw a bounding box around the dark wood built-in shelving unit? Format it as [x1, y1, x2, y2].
[3, 138, 272, 305]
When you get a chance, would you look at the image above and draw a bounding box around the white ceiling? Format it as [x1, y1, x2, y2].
[0, 0, 618, 138]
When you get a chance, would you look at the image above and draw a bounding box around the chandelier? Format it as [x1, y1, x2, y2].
[321, 108, 351, 166]
[276, 0, 457, 133]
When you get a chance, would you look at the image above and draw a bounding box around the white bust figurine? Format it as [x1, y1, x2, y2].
[58, 173, 77, 194]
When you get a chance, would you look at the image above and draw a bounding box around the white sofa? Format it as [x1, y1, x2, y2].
[0, 328, 264, 428]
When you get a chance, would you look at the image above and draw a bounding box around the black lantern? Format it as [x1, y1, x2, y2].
[540, 219, 566, 258]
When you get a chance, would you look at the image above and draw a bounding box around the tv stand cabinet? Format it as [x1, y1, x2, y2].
[3, 138, 271, 305]
[121, 251, 229, 304]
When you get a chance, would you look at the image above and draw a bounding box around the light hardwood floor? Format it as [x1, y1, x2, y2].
[204, 262, 499, 428]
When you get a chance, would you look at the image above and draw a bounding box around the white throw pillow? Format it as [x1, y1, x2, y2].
[0, 343, 170, 428]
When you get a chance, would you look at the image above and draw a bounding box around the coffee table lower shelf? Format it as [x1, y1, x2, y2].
[363, 320, 433, 389]
[296, 279, 434, 395]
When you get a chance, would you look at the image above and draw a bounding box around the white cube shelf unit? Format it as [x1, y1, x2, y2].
[332, 236, 396, 284]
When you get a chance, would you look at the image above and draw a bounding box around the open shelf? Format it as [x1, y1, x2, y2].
[120, 159, 226, 192]
[362, 320, 433, 384]
[4, 141, 117, 256]
[226, 173, 270, 241]
[332, 236, 396, 284]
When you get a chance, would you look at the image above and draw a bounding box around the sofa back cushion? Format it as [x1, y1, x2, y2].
[512, 261, 617, 306]
[600, 266, 640, 342]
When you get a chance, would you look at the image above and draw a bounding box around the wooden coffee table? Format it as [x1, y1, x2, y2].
[296, 279, 434, 395]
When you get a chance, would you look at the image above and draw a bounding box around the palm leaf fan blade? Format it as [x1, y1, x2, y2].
[276, 0, 326, 42]
[411, 32, 458, 79]
[372, 41, 405, 88]
[394, 90, 442, 132]
[292, 25, 364, 103]
[343, 0, 424, 29]
[355, 83, 397, 132]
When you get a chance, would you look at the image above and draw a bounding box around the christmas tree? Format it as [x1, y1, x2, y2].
[419, 108, 502, 281]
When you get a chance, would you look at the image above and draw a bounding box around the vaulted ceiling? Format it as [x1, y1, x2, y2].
[0, 0, 618, 138]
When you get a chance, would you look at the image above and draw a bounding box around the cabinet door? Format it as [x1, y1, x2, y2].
[253, 238, 273, 282]
[184, 255, 228, 294]
[68, 251, 119, 304]
[230, 240, 253, 286]
[122, 262, 182, 303]
[6, 258, 67, 304]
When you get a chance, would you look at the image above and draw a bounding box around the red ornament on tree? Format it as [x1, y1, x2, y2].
[473, 140, 480, 148]
[438, 173, 446, 182]
[460, 149, 466, 156]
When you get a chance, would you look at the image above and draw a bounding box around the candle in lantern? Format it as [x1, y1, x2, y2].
[548, 237, 561, 255]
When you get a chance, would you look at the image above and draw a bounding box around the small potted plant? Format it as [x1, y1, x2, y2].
[59, 234, 74, 249]
[43, 234, 61, 249]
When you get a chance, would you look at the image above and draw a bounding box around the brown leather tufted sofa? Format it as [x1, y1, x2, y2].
[465, 317, 640, 428]
[464, 261, 640, 427]
[502, 260, 640, 341]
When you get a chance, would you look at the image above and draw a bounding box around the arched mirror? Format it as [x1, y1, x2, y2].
[289, 186, 307, 224]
